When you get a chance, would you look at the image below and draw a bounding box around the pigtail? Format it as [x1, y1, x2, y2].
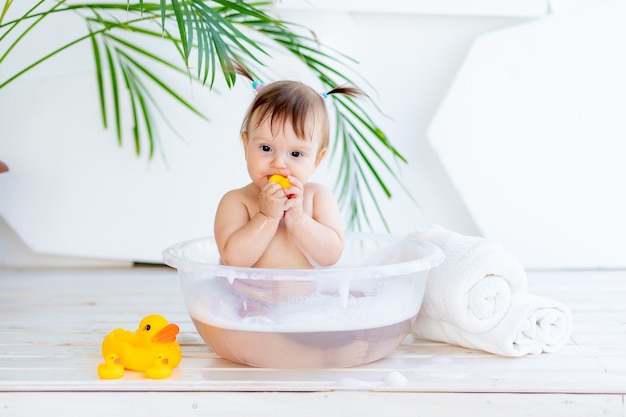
[229, 60, 255, 82]
[324, 86, 367, 99]
[229, 60, 266, 92]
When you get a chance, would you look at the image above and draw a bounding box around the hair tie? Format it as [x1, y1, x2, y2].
[252, 80, 264, 92]
[321, 92, 329, 99]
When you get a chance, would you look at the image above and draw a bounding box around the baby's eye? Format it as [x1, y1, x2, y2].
[290, 151, 302, 158]
[261, 145, 272, 152]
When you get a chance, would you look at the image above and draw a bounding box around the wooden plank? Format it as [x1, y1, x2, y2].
[2, 359, 626, 394]
[1, 392, 623, 417]
[1, 267, 626, 399]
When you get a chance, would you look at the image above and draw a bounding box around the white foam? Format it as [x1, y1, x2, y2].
[338, 278, 351, 308]
[337, 378, 378, 388]
[187, 277, 423, 332]
[384, 371, 408, 387]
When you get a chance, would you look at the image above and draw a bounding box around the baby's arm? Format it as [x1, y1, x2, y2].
[214, 188, 282, 267]
[284, 183, 344, 267]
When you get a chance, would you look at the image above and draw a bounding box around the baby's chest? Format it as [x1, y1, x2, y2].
[259, 225, 312, 268]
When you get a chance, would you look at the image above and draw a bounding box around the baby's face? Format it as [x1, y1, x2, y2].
[242, 115, 326, 189]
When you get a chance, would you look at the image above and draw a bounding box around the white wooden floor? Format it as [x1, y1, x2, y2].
[1, 267, 625, 416]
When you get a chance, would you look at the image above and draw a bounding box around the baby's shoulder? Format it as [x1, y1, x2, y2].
[219, 184, 257, 205]
[304, 181, 329, 190]
[304, 182, 334, 199]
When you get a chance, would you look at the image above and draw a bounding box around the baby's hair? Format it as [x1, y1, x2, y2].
[232, 61, 366, 151]
[325, 86, 364, 99]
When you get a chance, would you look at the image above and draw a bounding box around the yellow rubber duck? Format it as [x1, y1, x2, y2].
[269, 174, 292, 188]
[101, 314, 182, 377]
[97, 353, 125, 379]
[145, 355, 173, 379]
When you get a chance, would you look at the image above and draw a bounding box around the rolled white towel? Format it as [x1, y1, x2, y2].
[412, 293, 573, 356]
[409, 225, 528, 333]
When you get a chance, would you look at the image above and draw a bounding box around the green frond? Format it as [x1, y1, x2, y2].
[104, 43, 122, 144]
[89, 25, 107, 129]
[0, 0, 414, 230]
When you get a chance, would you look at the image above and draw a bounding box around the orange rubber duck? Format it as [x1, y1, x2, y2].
[101, 314, 182, 378]
[269, 174, 292, 188]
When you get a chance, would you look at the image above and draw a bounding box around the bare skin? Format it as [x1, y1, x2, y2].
[214, 114, 344, 269]
[208, 107, 367, 368]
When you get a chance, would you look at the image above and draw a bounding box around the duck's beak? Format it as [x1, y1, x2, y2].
[114, 358, 122, 365]
[152, 323, 179, 343]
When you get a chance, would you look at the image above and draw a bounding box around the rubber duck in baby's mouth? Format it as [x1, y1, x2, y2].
[99, 314, 182, 379]
[269, 174, 292, 188]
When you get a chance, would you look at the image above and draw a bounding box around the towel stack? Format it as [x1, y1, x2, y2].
[409, 225, 572, 357]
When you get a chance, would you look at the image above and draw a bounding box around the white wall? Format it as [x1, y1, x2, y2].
[1, 2, 522, 266]
[6, 1, 617, 269]
[427, 0, 626, 269]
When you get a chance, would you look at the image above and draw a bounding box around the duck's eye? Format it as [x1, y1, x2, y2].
[144, 324, 151, 331]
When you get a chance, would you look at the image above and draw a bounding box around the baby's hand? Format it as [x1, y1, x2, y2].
[259, 179, 288, 220]
[283, 176, 304, 225]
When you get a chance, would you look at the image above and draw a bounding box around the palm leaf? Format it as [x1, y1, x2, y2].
[0, 0, 53, 58]
[0, 0, 413, 231]
[169, 0, 190, 64]
[128, 70, 157, 157]
[104, 43, 122, 144]
[159, 0, 167, 32]
[120, 51, 206, 119]
[89, 24, 107, 129]
[0, 0, 14, 25]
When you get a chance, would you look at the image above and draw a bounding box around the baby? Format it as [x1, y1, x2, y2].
[214, 77, 351, 270]
[210, 69, 392, 367]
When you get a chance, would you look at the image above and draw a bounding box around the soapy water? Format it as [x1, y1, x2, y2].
[192, 317, 412, 368]
[184, 272, 427, 333]
[166, 233, 441, 367]
[182, 273, 426, 367]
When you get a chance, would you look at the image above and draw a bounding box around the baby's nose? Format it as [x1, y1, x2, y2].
[270, 154, 286, 168]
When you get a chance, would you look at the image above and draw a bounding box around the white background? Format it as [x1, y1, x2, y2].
[1, 0, 623, 269]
